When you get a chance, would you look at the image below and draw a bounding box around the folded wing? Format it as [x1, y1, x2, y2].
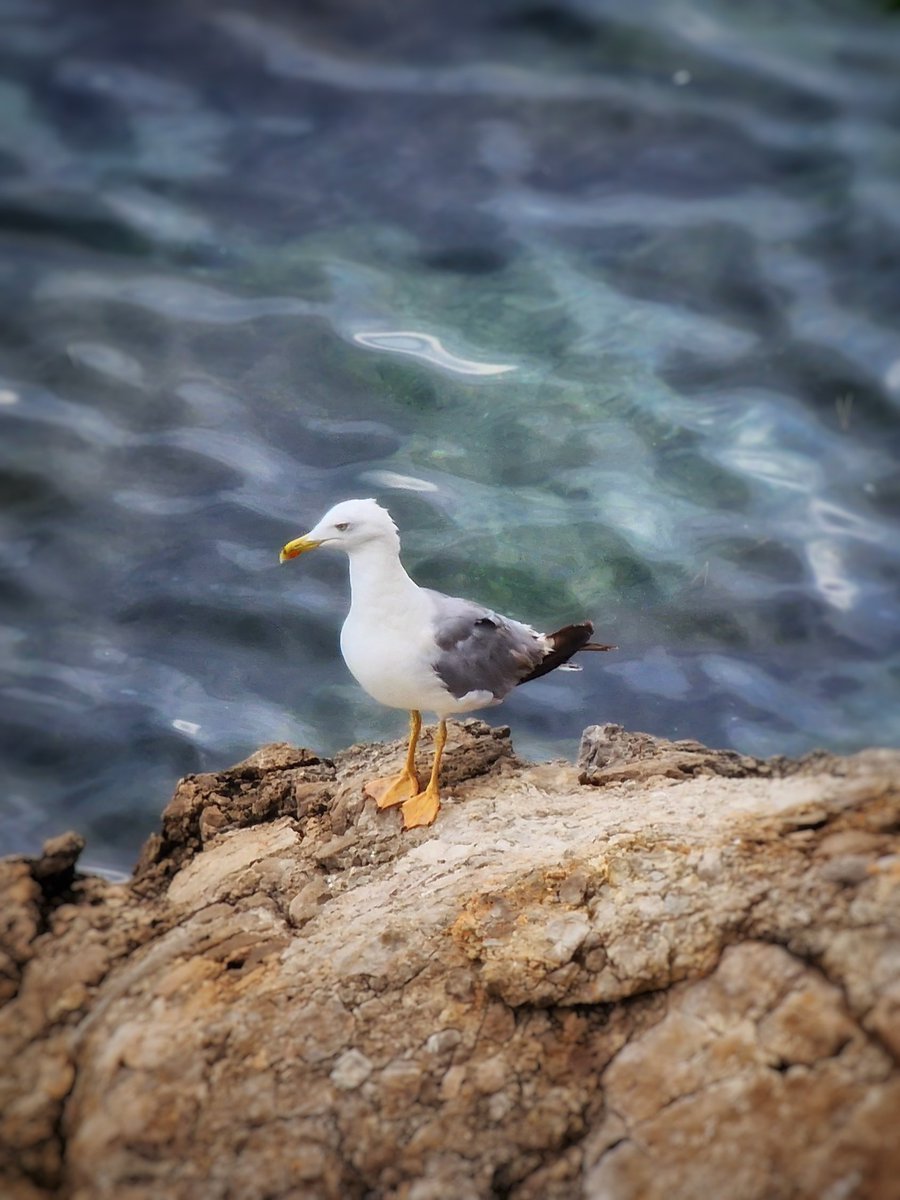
[426, 590, 613, 701]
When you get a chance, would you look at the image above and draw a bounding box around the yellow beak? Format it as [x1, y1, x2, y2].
[279, 535, 323, 563]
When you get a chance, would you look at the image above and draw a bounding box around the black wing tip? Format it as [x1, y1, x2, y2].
[577, 620, 616, 652]
[566, 624, 616, 651]
[516, 621, 615, 686]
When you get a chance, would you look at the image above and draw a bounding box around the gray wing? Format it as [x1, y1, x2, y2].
[424, 589, 548, 701]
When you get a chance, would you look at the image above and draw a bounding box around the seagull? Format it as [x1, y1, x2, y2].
[279, 499, 614, 830]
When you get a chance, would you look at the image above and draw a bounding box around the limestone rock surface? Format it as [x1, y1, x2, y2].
[1, 720, 898, 1200]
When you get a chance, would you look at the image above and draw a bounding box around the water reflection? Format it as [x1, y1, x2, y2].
[352, 331, 515, 375]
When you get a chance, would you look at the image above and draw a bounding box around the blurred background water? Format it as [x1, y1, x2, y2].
[1, 0, 899, 873]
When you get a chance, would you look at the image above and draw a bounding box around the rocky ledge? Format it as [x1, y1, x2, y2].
[1, 721, 898, 1200]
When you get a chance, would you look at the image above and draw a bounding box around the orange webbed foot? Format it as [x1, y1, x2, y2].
[400, 785, 441, 830]
[365, 768, 419, 810]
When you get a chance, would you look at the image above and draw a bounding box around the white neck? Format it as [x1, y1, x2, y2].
[346, 538, 420, 619]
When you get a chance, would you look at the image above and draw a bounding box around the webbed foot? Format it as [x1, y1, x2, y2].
[365, 768, 419, 810]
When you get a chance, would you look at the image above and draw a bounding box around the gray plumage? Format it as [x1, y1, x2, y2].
[425, 589, 550, 701]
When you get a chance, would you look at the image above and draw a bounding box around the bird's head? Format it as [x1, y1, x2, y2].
[279, 498, 400, 562]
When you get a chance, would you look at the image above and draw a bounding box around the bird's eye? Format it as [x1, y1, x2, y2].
[335, 522, 350, 532]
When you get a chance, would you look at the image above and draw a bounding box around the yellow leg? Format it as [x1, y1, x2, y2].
[365, 711, 421, 809]
[401, 719, 447, 830]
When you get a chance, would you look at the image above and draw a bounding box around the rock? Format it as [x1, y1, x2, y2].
[578, 722, 771, 784]
[287, 876, 331, 927]
[313, 831, 359, 869]
[131, 744, 331, 896]
[31, 833, 85, 889]
[330, 1048, 373, 1090]
[0, 719, 898, 1199]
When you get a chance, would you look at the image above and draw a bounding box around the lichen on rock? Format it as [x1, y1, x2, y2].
[1, 721, 898, 1199]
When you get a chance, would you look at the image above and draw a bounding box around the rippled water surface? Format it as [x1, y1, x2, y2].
[2, 0, 899, 871]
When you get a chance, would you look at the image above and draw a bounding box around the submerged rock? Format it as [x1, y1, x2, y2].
[1, 721, 898, 1199]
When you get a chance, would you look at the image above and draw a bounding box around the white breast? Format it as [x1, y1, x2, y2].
[338, 535, 498, 717]
[340, 574, 444, 711]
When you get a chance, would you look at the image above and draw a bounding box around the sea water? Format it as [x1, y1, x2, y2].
[1, 0, 898, 869]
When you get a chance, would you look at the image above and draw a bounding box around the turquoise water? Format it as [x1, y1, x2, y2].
[1, 0, 899, 871]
